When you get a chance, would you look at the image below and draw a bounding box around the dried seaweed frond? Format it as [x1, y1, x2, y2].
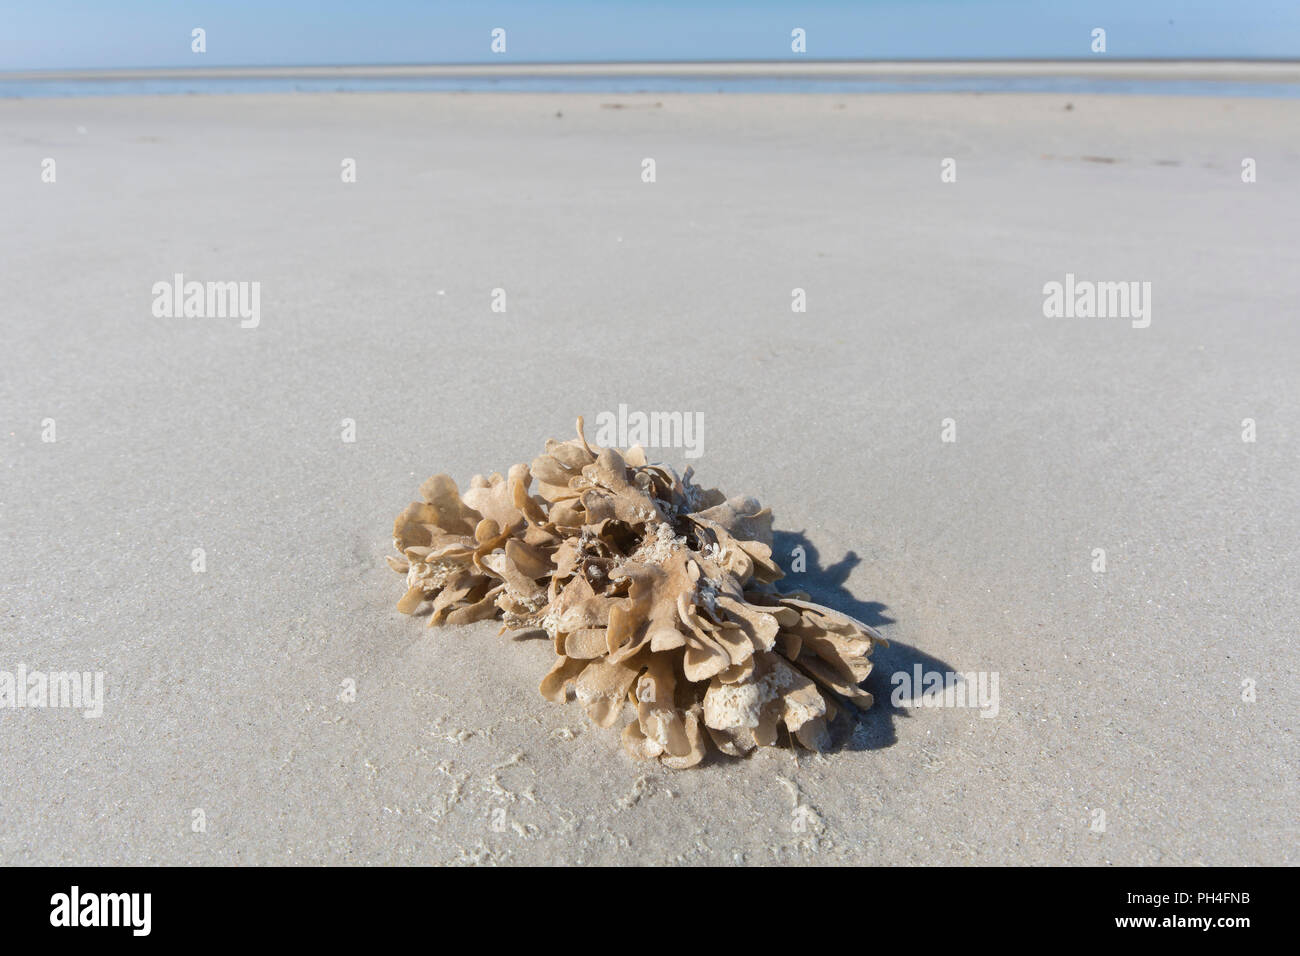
[390, 418, 886, 768]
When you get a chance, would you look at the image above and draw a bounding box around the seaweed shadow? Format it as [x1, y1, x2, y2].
[772, 530, 956, 752]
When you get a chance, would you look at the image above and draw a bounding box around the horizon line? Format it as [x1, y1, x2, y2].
[5, 58, 1300, 81]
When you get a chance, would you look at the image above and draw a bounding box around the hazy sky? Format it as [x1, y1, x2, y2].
[2, 0, 1298, 70]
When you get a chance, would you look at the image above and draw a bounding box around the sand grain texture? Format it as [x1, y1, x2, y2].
[0, 92, 1296, 864]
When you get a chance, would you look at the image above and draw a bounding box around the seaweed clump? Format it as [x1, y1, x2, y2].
[389, 419, 885, 768]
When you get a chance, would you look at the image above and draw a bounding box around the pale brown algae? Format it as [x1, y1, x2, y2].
[389, 418, 886, 768]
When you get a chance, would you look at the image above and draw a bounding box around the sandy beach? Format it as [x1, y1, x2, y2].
[0, 90, 1296, 865]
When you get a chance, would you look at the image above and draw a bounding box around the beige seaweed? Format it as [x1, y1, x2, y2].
[389, 418, 886, 768]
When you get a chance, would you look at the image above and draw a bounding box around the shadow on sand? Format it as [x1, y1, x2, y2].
[772, 530, 953, 752]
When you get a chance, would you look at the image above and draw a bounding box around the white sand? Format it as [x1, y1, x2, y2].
[0, 91, 1296, 865]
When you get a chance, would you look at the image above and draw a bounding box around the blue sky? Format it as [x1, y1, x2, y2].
[2, 1, 1298, 70]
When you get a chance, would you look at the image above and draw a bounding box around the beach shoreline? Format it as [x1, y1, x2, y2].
[7, 59, 1300, 79]
[6, 60, 1300, 100]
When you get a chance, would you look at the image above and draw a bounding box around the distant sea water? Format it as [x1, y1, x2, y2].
[4, 71, 1300, 98]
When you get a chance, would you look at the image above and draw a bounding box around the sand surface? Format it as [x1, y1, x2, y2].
[1, 91, 1296, 865]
